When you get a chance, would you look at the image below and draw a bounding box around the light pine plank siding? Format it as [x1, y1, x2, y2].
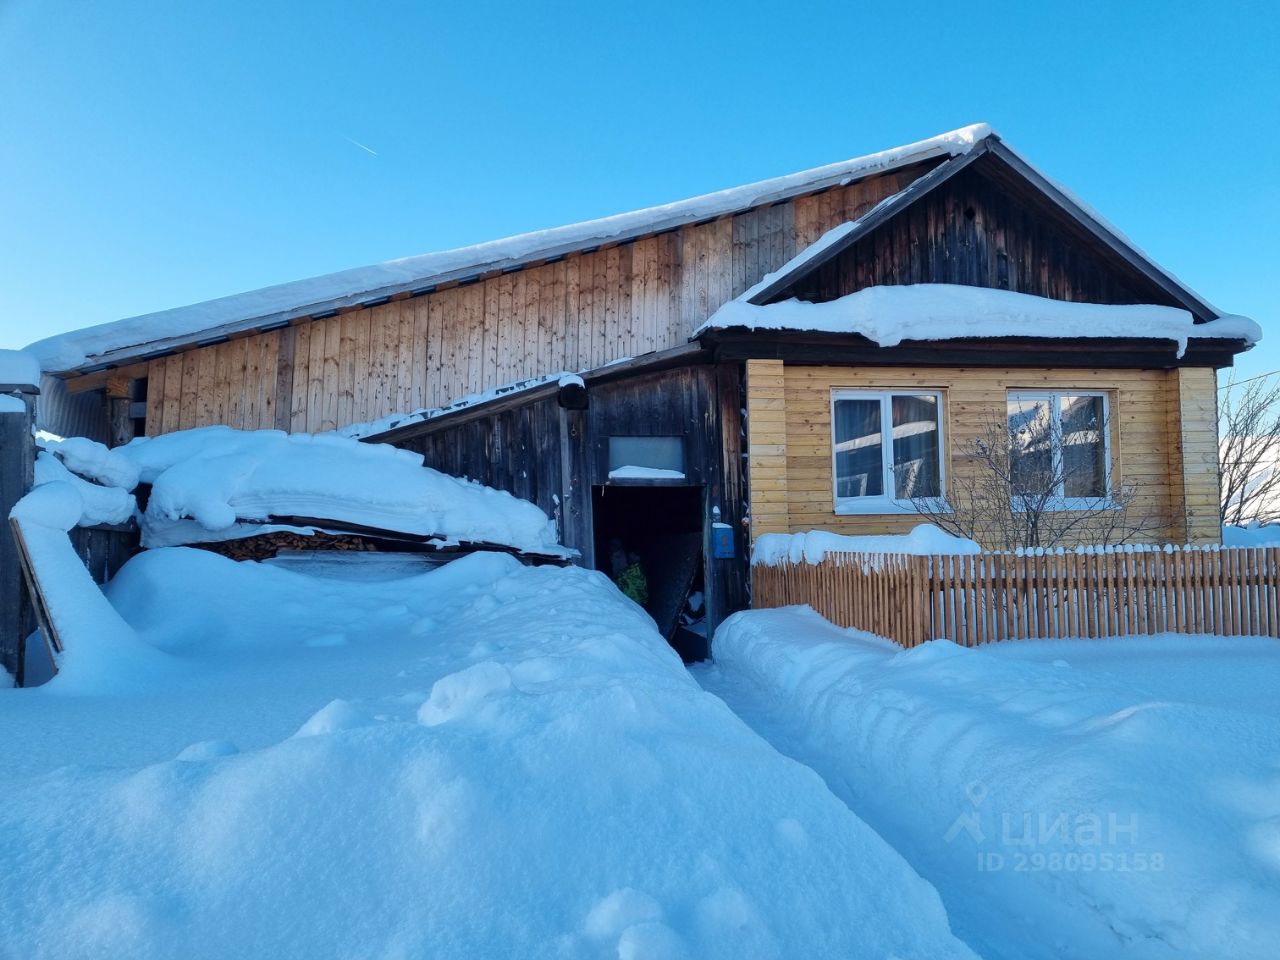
[178, 351, 200, 431]
[196, 345, 217, 426]
[412, 297, 430, 412]
[145, 359, 166, 436]
[746, 359, 790, 540]
[775, 364, 1206, 548]
[1173, 367, 1222, 545]
[291, 325, 311, 430]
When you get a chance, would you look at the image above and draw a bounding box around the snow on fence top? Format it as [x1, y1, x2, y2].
[26, 426, 565, 555]
[699, 283, 1261, 356]
[25, 125, 991, 372]
[752, 525, 981, 566]
[753, 525, 1275, 566]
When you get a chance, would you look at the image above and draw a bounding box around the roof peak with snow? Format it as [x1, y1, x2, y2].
[27, 124, 994, 373]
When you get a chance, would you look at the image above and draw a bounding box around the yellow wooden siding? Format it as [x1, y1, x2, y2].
[744, 364, 1216, 549]
[141, 169, 923, 436]
[745, 359, 790, 539]
[1170, 366, 1221, 544]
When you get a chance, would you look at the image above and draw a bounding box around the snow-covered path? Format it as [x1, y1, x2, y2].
[0, 549, 978, 959]
[697, 608, 1280, 960]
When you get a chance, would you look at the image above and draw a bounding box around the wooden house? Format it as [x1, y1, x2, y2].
[30, 124, 1257, 650]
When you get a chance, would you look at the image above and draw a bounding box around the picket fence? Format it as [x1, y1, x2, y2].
[751, 546, 1280, 647]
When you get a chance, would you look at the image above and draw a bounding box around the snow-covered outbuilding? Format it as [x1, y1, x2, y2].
[22, 125, 1258, 647]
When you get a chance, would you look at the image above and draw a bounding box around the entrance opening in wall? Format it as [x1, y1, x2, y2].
[591, 484, 707, 663]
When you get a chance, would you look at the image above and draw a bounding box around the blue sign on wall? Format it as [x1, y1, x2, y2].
[711, 522, 735, 559]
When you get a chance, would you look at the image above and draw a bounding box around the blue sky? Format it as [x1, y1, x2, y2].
[1, 0, 1276, 377]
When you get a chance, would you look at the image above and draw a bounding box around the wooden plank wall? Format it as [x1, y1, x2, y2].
[746, 363, 1215, 548]
[393, 362, 749, 630]
[787, 167, 1174, 308]
[140, 166, 930, 436]
[1170, 367, 1221, 543]
[745, 360, 789, 541]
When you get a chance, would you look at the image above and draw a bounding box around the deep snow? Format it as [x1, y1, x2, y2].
[699, 608, 1280, 960]
[0, 550, 976, 960]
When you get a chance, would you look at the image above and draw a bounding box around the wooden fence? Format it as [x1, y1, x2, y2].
[751, 546, 1280, 647]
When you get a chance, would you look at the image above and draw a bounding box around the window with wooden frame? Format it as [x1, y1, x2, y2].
[831, 390, 944, 514]
[1006, 390, 1111, 508]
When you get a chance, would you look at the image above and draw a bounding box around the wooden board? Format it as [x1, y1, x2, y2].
[8, 517, 62, 673]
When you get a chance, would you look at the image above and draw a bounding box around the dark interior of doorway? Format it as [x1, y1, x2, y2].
[592, 484, 707, 662]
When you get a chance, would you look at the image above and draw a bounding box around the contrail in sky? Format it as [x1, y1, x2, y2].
[343, 136, 378, 156]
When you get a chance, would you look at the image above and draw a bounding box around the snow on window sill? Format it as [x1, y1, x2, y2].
[834, 497, 951, 516]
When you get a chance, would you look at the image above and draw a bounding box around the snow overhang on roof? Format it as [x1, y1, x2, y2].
[695, 283, 1261, 358]
[28, 124, 994, 375]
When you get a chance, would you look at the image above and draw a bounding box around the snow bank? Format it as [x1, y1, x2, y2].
[1223, 523, 1280, 547]
[703, 609, 1280, 960]
[752, 523, 980, 565]
[8, 484, 168, 691]
[34, 452, 135, 526]
[41, 434, 141, 489]
[0, 348, 40, 385]
[26, 125, 990, 372]
[0, 394, 25, 413]
[699, 283, 1261, 357]
[0, 549, 976, 959]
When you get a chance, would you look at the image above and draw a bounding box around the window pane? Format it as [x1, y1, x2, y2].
[1008, 397, 1053, 496]
[833, 398, 883, 498]
[608, 436, 684, 473]
[891, 395, 941, 498]
[1060, 395, 1106, 498]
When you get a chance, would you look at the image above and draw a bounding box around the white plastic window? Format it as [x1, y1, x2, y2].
[831, 390, 944, 514]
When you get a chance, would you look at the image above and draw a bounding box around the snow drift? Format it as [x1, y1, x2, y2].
[0, 550, 976, 959]
[702, 608, 1280, 960]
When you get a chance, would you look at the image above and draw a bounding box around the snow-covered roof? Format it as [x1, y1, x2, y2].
[337, 369, 577, 441]
[26, 124, 993, 373]
[0, 348, 41, 387]
[697, 282, 1261, 356]
[29, 426, 568, 556]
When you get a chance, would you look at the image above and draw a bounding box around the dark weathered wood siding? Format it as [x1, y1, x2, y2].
[783, 167, 1185, 309]
[393, 362, 748, 627]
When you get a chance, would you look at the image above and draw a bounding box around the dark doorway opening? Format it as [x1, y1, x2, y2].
[592, 484, 707, 662]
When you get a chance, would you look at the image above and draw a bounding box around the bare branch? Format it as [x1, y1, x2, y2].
[912, 401, 1164, 550]
[1220, 373, 1280, 526]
